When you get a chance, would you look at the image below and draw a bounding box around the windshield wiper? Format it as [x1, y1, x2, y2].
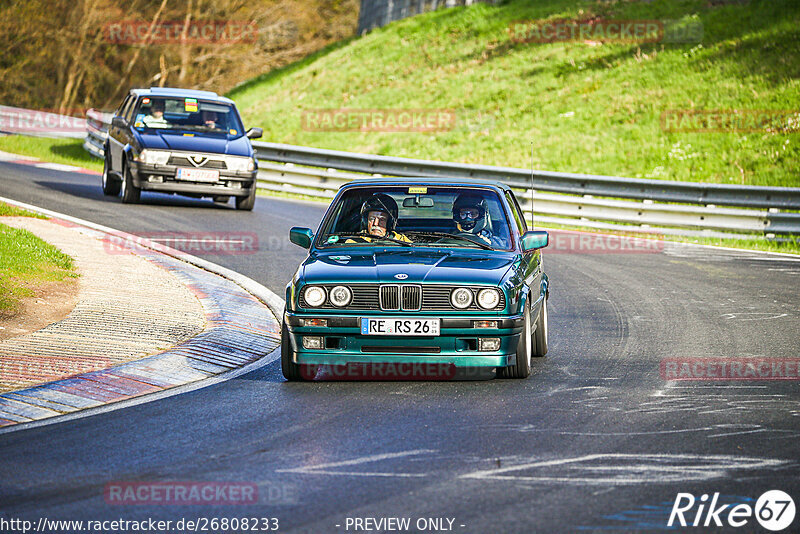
[323, 233, 413, 247]
[406, 231, 494, 250]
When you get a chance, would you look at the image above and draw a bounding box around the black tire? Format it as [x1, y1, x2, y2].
[120, 160, 140, 204]
[499, 301, 532, 378]
[213, 196, 230, 204]
[235, 185, 256, 211]
[532, 296, 548, 357]
[101, 153, 120, 196]
[281, 318, 304, 381]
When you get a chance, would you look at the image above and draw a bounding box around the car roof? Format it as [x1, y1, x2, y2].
[130, 87, 235, 105]
[344, 176, 512, 192]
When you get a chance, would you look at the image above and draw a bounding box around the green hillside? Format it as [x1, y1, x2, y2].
[230, 0, 800, 187]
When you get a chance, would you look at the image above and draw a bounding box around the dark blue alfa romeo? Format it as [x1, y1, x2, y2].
[103, 87, 262, 210]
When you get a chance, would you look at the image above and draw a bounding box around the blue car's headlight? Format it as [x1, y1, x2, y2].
[329, 285, 352, 307]
[450, 287, 473, 309]
[136, 149, 170, 165]
[225, 156, 255, 172]
[477, 288, 501, 310]
[304, 286, 326, 307]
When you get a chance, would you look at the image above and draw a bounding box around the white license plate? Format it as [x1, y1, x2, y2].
[361, 317, 440, 336]
[176, 167, 219, 182]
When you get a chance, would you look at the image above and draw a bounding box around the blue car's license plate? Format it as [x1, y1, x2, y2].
[361, 317, 440, 336]
[176, 167, 219, 182]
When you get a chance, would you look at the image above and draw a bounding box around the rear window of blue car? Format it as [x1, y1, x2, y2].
[317, 186, 514, 251]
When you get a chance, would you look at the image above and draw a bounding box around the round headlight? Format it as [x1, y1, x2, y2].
[303, 286, 326, 307]
[450, 287, 473, 309]
[477, 288, 501, 309]
[329, 285, 352, 307]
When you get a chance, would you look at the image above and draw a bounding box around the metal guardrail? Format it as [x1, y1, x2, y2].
[81, 109, 800, 238]
[83, 108, 112, 158]
[253, 142, 800, 211]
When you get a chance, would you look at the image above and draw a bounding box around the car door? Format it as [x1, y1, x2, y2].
[119, 96, 140, 165]
[505, 191, 542, 311]
[108, 94, 133, 174]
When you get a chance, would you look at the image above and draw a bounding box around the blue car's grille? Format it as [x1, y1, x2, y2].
[299, 284, 504, 311]
[168, 155, 227, 169]
[378, 285, 421, 311]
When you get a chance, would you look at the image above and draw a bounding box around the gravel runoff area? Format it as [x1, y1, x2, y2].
[0, 216, 206, 393]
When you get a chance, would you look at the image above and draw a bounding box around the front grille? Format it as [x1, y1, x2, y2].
[379, 285, 399, 310]
[401, 285, 421, 311]
[168, 156, 227, 169]
[379, 285, 420, 311]
[298, 284, 504, 311]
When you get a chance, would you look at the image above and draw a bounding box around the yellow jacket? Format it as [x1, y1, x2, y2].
[345, 231, 411, 243]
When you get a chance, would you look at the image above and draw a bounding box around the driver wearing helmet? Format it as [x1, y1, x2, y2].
[452, 192, 496, 246]
[345, 193, 411, 243]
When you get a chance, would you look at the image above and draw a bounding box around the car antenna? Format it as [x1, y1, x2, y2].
[530, 142, 535, 229]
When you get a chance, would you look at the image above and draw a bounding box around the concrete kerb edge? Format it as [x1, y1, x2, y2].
[0, 195, 287, 434]
[0, 346, 281, 435]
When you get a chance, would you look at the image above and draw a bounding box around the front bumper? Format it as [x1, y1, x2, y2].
[285, 312, 525, 367]
[131, 162, 256, 197]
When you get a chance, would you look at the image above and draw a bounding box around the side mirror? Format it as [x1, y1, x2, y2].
[290, 227, 314, 249]
[111, 116, 127, 129]
[246, 127, 263, 139]
[521, 230, 549, 252]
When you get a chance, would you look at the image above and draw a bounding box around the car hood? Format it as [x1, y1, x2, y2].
[137, 131, 252, 156]
[300, 249, 516, 286]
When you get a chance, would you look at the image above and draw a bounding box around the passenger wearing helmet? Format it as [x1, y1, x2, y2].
[345, 193, 411, 243]
[452, 192, 496, 246]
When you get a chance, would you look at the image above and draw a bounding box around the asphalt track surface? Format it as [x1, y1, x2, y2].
[0, 160, 798, 533]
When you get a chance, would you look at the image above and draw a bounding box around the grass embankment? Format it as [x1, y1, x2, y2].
[0, 135, 102, 172]
[0, 203, 77, 316]
[230, 0, 799, 187]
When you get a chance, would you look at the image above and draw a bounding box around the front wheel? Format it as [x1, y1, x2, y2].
[281, 318, 311, 381]
[120, 160, 140, 204]
[499, 301, 532, 378]
[235, 185, 256, 211]
[102, 153, 120, 196]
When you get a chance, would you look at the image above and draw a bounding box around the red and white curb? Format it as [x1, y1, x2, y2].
[0, 196, 286, 434]
[0, 149, 101, 176]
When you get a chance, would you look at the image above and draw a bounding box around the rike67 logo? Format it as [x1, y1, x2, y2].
[669, 490, 795, 531]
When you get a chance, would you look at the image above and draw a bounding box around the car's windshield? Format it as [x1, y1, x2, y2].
[132, 97, 244, 136]
[317, 186, 513, 250]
